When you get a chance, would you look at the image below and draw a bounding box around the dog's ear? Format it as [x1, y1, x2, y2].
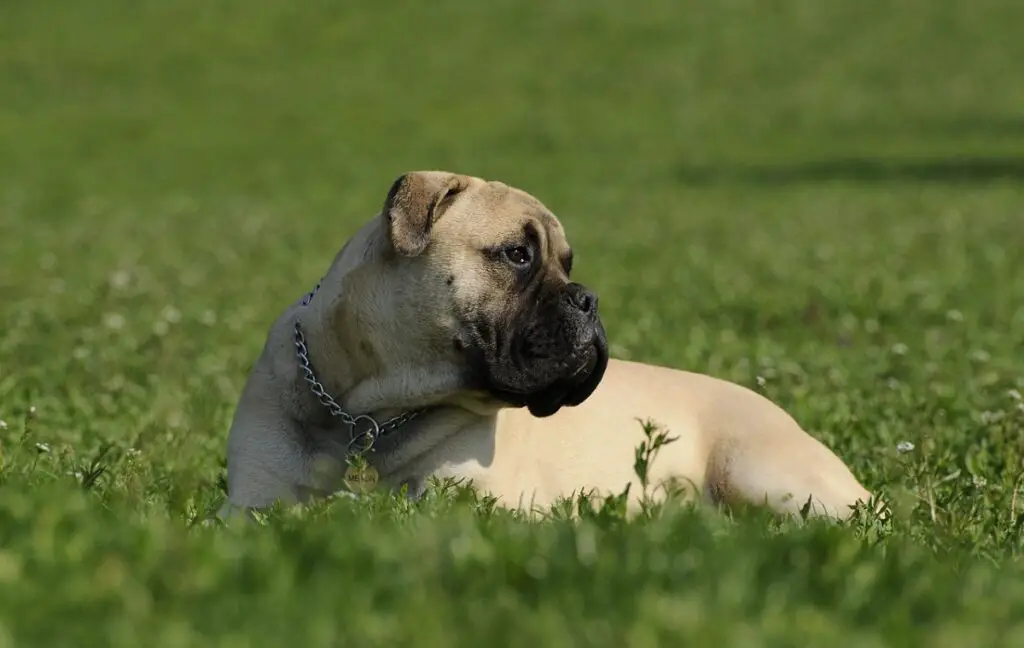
[383, 171, 471, 257]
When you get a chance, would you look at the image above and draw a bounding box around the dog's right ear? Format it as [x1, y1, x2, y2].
[383, 171, 471, 257]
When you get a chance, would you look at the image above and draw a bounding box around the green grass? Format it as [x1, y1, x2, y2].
[3, 0, 1024, 645]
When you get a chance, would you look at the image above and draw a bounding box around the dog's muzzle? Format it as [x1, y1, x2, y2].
[467, 282, 610, 418]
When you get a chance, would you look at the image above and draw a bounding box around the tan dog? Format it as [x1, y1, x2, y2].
[220, 171, 873, 520]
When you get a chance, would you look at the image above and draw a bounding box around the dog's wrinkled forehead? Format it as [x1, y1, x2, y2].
[382, 170, 572, 265]
[445, 180, 571, 258]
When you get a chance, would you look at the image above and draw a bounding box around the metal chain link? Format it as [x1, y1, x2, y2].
[294, 279, 425, 454]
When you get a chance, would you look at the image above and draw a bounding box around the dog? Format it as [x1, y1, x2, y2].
[219, 171, 874, 520]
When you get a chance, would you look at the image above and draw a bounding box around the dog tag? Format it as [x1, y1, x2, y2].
[344, 462, 379, 494]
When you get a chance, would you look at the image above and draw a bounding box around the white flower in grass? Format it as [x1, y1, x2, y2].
[161, 306, 182, 324]
[969, 349, 990, 363]
[108, 269, 131, 290]
[896, 441, 915, 454]
[103, 313, 125, 330]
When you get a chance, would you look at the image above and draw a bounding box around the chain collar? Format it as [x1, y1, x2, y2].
[294, 279, 426, 455]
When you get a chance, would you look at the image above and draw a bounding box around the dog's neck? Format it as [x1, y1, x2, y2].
[286, 218, 484, 427]
[281, 217, 507, 480]
[288, 301, 494, 481]
[293, 297, 473, 416]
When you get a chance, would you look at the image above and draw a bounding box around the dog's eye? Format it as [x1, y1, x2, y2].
[503, 245, 532, 267]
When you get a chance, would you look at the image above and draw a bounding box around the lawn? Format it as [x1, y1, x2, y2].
[2, 0, 1024, 645]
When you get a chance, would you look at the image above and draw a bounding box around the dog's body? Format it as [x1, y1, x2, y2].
[221, 171, 872, 520]
[396, 361, 871, 515]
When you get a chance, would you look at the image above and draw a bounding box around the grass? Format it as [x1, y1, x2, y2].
[2, 0, 1024, 645]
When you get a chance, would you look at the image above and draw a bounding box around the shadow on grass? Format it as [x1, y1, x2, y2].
[913, 117, 1024, 138]
[674, 155, 1024, 186]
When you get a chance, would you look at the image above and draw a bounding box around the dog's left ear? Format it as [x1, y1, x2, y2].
[383, 171, 471, 257]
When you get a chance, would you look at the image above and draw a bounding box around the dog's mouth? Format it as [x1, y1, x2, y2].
[523, 345, 604, 417]
[458, 282, 610, 418]
[481, 335, 608, 418]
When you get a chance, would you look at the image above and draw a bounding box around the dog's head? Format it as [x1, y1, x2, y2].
[356, 170, 607, 418]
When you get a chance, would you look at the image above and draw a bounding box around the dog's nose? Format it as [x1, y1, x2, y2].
[565, 283, 598, 316]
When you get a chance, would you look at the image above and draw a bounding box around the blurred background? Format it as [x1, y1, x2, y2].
[1, 0, 1022, 482]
